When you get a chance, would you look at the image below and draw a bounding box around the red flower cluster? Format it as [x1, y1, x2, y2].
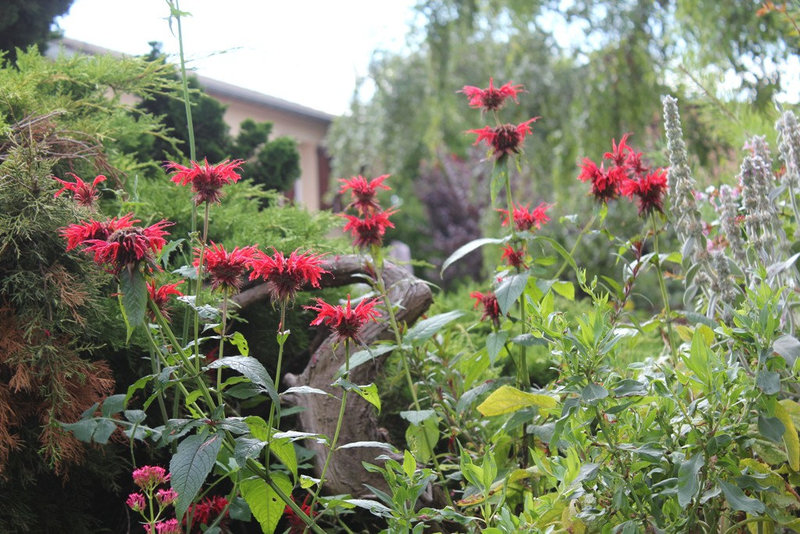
[167, 158, 245, 205]
[306, 294, 381, 343]
[469, 118, 539, 160]
[501, 244, 526, 269]
[53, 173, 106, 207]
[184, 495, 228, 531]
[195, 242, 257, 292]
[63, 216, 172, 274]
[339, 174, 396, 249]
[249, 248, 327, 303]
[284, 496, 316, 534]
[498, 202, 551, 232]
[132, 465, 170, 491]
[460, 78, 524, 112]
[147, 280, 184, 321]
[470, 290, 501, 325]
[578, 134, 668, 215]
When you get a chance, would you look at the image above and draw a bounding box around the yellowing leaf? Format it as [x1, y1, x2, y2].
[778, 400, 800, 471]
[477, 385, 557, 417]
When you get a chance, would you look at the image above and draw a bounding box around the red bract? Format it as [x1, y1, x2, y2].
[342, 209, 396, 249]
[184, 496, 228, 530]
[249, 248, 327, 303]
[460, 78, 524, 112]
[306, 295, 381, 343]
[501, 244, 527, 269]
[132, 465, 169, 490]
[577, 158, 623, 203]
[284, 496, 315, 534]
[469, 118, 539, 159]
[195, 242, 257, 292]
[498, 202, 551, 232]
[339, 174, 390, 214]
[619, 168, 668, 215]
[61, 214, 137, 250]
[166, 158, 245, 205]
[53, 173, 106, 207]
[470, 290, 501, 325]
[83, 220, 172, 274]
[603, 133, 632, 167]
[147, 280, 184, 321]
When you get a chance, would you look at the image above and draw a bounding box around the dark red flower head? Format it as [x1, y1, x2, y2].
[469, 118, 539, 160]
[167, 158, 245, 205]
[619, 168, 668, 215]
[53, 173, 106, 207]
[501, 244, 527, 269]
[339, 174, 390, 214]
[195, 242, 257, 292]
[61, 214, 138, 251]
[147, 280, 184, 321]
[603, 133, 632, 167]
[306, 295, 381, 343]
[184, 495, 228, 530]
[498, 202, 551, 232]
[284, 496, 316, 534]
[577, 158, 624, 203]
[248, 248, 328, 302]
[82, 219, 172, 274]
[460, 78, 524, 112]
[470, 290, 501, 325]
[342, 208, 396, 249]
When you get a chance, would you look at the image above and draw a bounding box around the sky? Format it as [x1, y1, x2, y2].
[55, 0, 420, 116]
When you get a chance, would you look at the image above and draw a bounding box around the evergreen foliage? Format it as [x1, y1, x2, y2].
[0, 0, 74, 63]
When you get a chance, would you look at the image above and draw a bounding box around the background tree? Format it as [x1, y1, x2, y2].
[0, 0, 74, 63]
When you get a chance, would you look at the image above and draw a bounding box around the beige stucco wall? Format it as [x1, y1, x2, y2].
[209, 93, 330, 212]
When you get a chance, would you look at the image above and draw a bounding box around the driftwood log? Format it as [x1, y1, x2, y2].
[232, 254, 433, 496]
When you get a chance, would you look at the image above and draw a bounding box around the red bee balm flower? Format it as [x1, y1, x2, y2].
[499, 202, 551, 232]
[470, 290, 501, 325]
[166, 158, 245, 205]
[339, 174, 390, 214]
[61, 214, 138, 250]
[195, 242, 257, 292]
[460, 78, 524, 112]
[147, 280, 184, 321]
[577, 158, 624, 203]
[603, 133, 632, 167]
[184, 496, 228, 529]
[342, 209, 396, 249]
[501, 244, 527, 269]
[469, 118, 539, 159]
[82, 219, 172, 274]
[249, 248, 327, 302]
[306, 295, 381, 343]
[53, 173, 106, 207]
[619, 169, 668, 215]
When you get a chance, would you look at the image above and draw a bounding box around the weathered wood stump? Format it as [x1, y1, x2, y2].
[233, 255, 433, 496]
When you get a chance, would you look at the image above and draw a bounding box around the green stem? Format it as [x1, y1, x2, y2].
[193, 202, 211, 372]
[554, 213, 597, 280]
[651, 212, 678, 365]
[264, 304, 287, 468]
[216, 288, 229, 406]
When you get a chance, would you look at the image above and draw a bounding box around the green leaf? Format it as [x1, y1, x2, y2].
[338, 344, 396, 377]
[399, 410, 436, 424]
[495, 272, 530, 316]
[759, 414, 786, 443]
[402, 450, 416, 479]
[677, 453, 704, 507]
[230, 331, 249, 357]
[159, 238, 185, 269]
[234, 437, 265, 467]
[486, 331, 508, 364]
[101, 394, 126, 416]
[270, 436, 298, 480]
[551, 280, 574, 300]
[344, 498, 392, 516]
[119, 268, 148, 338]
[777, 401, 800, 471]
[757, 370, 781, 395]
[404, 311, 464, 343]
[170, 433, 224, 520]
[477, 385, 557, 416]
[719, 480, 765, 514]
[206, 356, 278, 404]
[489, 157, 508, 207]
[684, 328, 712, 386]
[580, 383, 608, 405]
[773, 334, 800, 367]
[125, 374, 155, 404]
[441, 237, 507, 275]
[241, 473, 291, 534]
[405, 417, 438, 463]
[60, 419, 97, 442]
[353, 382, 381, 413]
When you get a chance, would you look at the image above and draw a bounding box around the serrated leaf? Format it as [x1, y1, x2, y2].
[241, 473, 291, 534]
[206, 356, 277, 404]
[119, 269, 148, 338]
[352, 382, 381, 413]
[719, 480, 765, 514]
[159, 238, 185, 269]
[678, 453, 704, 507]
[234, 437, 266, 467]
[404, 311, 464, 343]
[441, 237, 507, 275]
[170, 433, 224, 520]
[495, 272, 530, 316]
[270, 436, 298, 479]
[477, 385, 557, 416]
[126, 374, 155, 404]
